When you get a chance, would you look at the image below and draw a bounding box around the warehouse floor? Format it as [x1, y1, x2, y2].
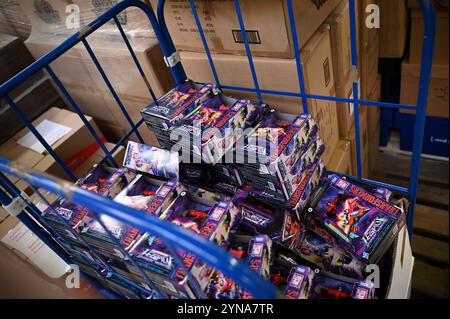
[372, 150, 449, 299]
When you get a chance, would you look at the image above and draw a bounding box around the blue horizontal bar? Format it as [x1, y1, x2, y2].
[220, 85, 417, 110]
[0, 157, 278, 299]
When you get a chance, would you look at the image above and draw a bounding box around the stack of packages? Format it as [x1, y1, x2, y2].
[139, 79, 407, 299]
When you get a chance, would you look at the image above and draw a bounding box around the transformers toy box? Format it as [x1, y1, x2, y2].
[205, 234, 272, 299]
[174, 94, 267, 164]
[305, 174, 405, 263]
[235, 111, 319, 200]
[233, 187, 300, 249]
[123, 141, 179, 180]
[126, 186, 240, 298]
[309, 272, 375, 299]
[79, 175, 178, 259]
[284, 265, 316, 299]
[141, 81, 216, 133]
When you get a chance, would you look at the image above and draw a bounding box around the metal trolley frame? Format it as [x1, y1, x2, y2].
[0, 0, 436, 299]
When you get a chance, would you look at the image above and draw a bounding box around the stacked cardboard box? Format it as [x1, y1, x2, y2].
[399, 1, 449, 156]
[15, 0, 174, 144]
[0, 33, 61, 145]
[378, 0, 408, 58]
[179, 26, 340, 166]
[0, 0, 31, 40]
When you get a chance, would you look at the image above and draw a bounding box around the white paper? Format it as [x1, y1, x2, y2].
[1, 222, 70, 278]
[17, 119, 72, 154]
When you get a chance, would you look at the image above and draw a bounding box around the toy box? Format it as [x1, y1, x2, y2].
[123, 141, 179, 180]
[127, 186, 240, 298]
[79, 175, 179, 259]
[309, 272, 375, 299]
[284, 265, 316, 299]
[179, 162, 242, 196]
[77, 165, 134, 199]
[174, 94, 267, 164]
[305, 174, 405, 263]
[235, 111, 319, 200]
[141, 81, 216, 146]
[233, 186, 300, 249]
[293, 225, 366, 280]
[287, 159, 325, 219]
[205, 233, 273, 300]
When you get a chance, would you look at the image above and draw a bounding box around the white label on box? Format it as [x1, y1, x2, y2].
[1, 221, 70, 278]
[17, 119, 72, 154]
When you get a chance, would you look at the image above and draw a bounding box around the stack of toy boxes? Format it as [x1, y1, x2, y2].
[205, 234, 272, 299]
[126, 185, 240, 299]
[141, 81, 217, 150]
[41, 165, 134, 252]
[173, 93, 267, 164]
[179, 163, 242, 196]
[303, 173, 406, 264]
[234, 110, 324, 204]
[308, 272, 375, 299]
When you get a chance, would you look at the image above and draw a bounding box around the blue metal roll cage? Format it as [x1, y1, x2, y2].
[0, 0, 436, 299]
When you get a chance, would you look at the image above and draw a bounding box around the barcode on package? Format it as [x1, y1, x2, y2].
[232, 30, 261, 44]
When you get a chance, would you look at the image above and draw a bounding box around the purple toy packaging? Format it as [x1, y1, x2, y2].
[141, 81, 217, 148]
[127, 185, 240, 298]
[77, 165, 134, 199]
[293, 225, 366, 279]
[305, 174, 405, 263]
[233, 186, 301, 249]
[175, 94, 266, 164]
[287, 159, 325, 219]
[309, 272, 375, 299]
[235, 111, 319, 200]
[284, 265, 316, 299]
[123, 141, 179, 180]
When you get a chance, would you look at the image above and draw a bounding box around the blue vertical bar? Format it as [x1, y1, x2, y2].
[407, 0, 436, 237]
[45, 66, 118, 167]
[188, 0, 222, 90]
[113, 16, 159, 103]
[286, 0, 309, 113]
[349, 0, 362, 178]
[156, 0, 188, 84]
[233, 0, 263, 103]
[81, 38, 145, 144]
[3, 95, 76, 182]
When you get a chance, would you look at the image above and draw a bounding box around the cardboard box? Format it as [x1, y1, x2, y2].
[378, 0, 407, 58]
[0, 1, 31, 40]
[335, 73, 361, 137]
[325, 139, 353, 175]
[24, 35, 173, 144]
[400, 62, 449, 118]
[409, 9, 449, 66]
[346, 107, 370, 177]
[151, 0, 340, 58]
[179, 27, 340, 163]
[13, 107, 104, 163]
[328, 0, 353, 87]
[359, 0, 379, 99]
[367, 75, 381, 138]
[369, 119, 381, 174]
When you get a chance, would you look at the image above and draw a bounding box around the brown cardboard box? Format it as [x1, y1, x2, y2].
[24, 35, 173, 143]
[346, 107, 370, 178]
[400, 62, 449, 117]
[151, 0, 340, 58]
[328, 0, 353, 87]
[409, 9, 449, 66]
[359, 0, 379, 99]
[378, 0, 407, 58]
[325, 139, 353, 175]
[179, 27, 340, 162]
[369, 118, 381, 174]
[0, 0, 31, 40]
[13, 107, 104, 163]
[335, 73, 361, 137]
